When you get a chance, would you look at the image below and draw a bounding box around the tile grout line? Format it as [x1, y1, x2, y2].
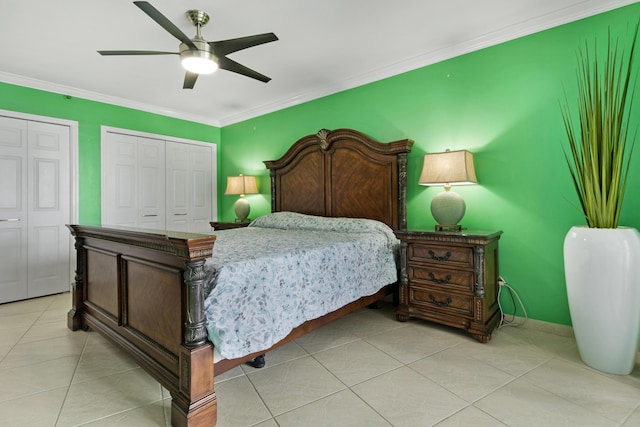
[54, 297, 86, 427]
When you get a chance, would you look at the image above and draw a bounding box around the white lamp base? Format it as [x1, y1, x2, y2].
[234, 196, 251, 222]
[431, 189, 465, 229]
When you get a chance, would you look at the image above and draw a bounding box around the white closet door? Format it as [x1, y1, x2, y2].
[166, 142, 212, 233]
[0, 117, 28, 302]
[103, 133, 167, 229]
[138, 137, 166, 230]
[165, 141, 190, 232]
[103, 130, 214, 234]
[103, 133, 138, 227]
[27, 121, 70, 298]
[189, 144, 212, 233]
[0, 117, 70, 303]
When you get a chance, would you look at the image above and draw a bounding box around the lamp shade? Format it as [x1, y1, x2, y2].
[418, 150, 477, 187]
[225, 175, 258, 223]
[419, 150, 477, 231]
[225, 175, 258, 196]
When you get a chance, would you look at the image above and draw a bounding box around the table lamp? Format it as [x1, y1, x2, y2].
[225, 174, 258, 222]
[418, 149, 477, 231]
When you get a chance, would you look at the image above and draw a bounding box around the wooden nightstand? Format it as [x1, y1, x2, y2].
[209, 221, 251, 230]
[395, 229, 502, 343]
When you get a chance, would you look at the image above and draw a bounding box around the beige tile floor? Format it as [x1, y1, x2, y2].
[2, 292, 640, 426]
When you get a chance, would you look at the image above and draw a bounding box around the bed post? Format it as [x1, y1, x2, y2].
[170, 238, 217, 427]
[67, 226, 85, 331]
[269, 168, 277, 213]
[183, 258, 209, 346]
[397, 152, 409, 231]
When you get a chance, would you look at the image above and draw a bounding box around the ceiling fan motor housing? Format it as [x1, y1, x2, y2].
[180, 39, 218, 74]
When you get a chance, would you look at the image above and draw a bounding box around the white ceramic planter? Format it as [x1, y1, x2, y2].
[564, 226, 640, 375]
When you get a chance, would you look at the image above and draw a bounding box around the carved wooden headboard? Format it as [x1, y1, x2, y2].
[263, 128, 414, 230]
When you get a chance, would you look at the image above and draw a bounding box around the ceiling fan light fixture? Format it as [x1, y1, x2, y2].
[181, 51, 218, 74]
[180, 38, 217, 74]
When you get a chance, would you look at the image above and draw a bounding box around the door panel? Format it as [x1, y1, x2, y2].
[30, 225, 64, 296]
[0, 117, 27, 302]
[0, 228, 23, 285]
[0, 116, 70, 303]
[0, 156, 22, 210]
[103, 133, 138, 227]
[138, 137, 165, 230]
[166, 141, 190, 232]
[189, 145, 212, 233]
[27, 121, 70, 298]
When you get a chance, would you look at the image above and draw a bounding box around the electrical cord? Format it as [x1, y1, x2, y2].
[497, 275, 527, 328]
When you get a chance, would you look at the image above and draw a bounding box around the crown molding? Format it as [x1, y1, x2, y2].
[0, 71, 221, 128]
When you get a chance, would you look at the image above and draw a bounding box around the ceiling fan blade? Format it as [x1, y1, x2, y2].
[210, 33, 278, 56]
[217, 57, 271, 83]
[183, 72, 199, 89]
[134, 1, 197, 50]
[98, 50, 178, 56]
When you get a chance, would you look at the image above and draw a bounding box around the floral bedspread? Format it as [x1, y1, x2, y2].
[202, 212, 399, 359]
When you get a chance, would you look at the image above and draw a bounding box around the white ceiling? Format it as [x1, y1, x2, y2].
[0, 0, 634, 127]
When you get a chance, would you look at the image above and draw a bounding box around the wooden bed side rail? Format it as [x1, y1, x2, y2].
[66, 224, 218, 427]
[214, 282, 397, 374]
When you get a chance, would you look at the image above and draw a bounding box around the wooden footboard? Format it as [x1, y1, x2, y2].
[67, 224, 218, 427]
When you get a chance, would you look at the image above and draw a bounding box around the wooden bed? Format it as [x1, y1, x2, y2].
[67, 128, 413, 427]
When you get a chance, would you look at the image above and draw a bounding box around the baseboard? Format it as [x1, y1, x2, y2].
[502, 316, 575, 338]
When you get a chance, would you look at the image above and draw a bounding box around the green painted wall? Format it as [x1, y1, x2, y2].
[0, 83, 220, 224]
[220, 4, 640, 326]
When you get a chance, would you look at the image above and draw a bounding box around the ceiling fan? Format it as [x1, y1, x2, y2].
[98, 1, 278, 89]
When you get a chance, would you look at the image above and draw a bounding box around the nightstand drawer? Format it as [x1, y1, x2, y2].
[408, 265, 474, 292]
[408, 243, 474, 268]
[410, 286, 473, 317]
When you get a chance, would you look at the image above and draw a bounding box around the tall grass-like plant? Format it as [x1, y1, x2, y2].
[561, 21, 639, 228]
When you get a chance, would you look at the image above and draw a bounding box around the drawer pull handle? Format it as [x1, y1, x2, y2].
[428, 250, 451, 261]
[428, 272, 451, 284]
[428, 294, 452, 307]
